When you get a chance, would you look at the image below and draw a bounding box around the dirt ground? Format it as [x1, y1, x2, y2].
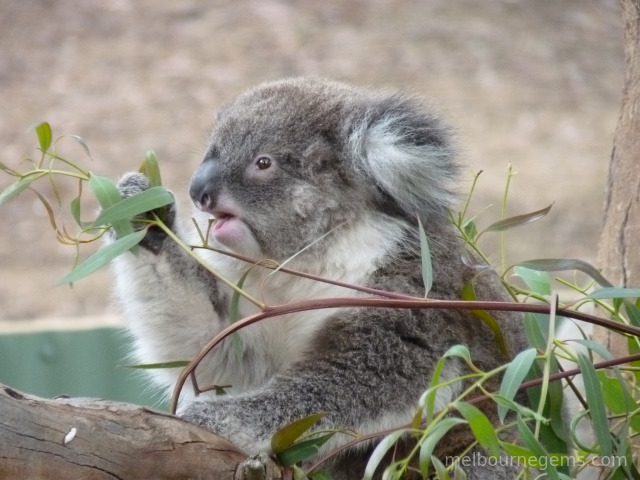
[0, 0, 624, 322]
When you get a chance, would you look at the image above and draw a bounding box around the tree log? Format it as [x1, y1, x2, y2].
[0, 384, 281, 479]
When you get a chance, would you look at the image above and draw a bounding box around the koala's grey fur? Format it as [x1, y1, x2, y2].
[112, 78, 527, 479]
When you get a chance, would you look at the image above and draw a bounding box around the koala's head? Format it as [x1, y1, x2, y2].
[189, 77, 458, 260]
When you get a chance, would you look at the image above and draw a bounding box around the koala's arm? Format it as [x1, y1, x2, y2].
[110, 173, 226, 374]
[179, 309, 446, 456]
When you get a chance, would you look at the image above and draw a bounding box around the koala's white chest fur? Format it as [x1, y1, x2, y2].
[114, 212, 410, 399]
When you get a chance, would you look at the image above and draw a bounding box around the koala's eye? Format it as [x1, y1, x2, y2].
[255, 156, 272, 170]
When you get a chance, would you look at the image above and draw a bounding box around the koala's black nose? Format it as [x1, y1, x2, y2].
[189, 160, 220, 212]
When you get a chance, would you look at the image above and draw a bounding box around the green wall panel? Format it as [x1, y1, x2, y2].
[0, 327, 166, 410]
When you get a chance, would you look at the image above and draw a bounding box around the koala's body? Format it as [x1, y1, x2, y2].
[112, 78, 527, 479]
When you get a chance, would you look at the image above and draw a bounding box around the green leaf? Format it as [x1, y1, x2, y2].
[461, 280, 508, 356]
[523, 312, 548, 352]
[276, 433, 334, 466]
[363, 429, 407, 480]
[597, 371, 640, 433]
[483, 203, 553, 233]
[492, 394, 549, 424]
[431, 455, 450, 480]
[513, 266, 551, 296]
[67, 134, 92, 158]
[484, 203, 553, 232]
[516, 417, 559, 480]
[35, 121, 52, 152]
[88, 174, 134, 239]
[122, 360, 190, 369]
[498, 348, 537, 423]
[576, 352, 613, 457]
[463, 219, 477, 241]
[92, 186, 173, 226]
[443, 344, 473, 364]
[454, 402, 501, 457]
[229, 270, 251, 362]
[417, 217, 433, 295]
[139, 150, 163, 187]
[423, 357, 446, 424]
[0, 176, 36, 206]
[453, 464, 467, 480]
[419, 418, 467, 476]
[271, 413, 326, 454]
[588, 287, 640, 300]
[499, 441, 537, 467]
[307, 469, 333, 480]
[58, 229, 147, 285]
[516, 259, 613, 288]
[70, 192, 89, 228]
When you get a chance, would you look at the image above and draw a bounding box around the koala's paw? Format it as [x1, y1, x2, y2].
[115, 172, 176, 254]
[117, 172, 151, 199]
[234, 453, 280, 480]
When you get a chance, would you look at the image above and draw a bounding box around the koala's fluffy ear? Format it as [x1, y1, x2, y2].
[348, 94, 459, 219]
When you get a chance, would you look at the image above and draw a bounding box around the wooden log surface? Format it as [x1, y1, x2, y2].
[0, 384, 281, 479]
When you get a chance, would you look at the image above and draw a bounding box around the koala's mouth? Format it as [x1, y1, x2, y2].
[207, 210, 249, 247]
[212, 212, 235, 230]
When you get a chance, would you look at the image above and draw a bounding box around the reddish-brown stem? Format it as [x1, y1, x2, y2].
[169, 297, 640, 413]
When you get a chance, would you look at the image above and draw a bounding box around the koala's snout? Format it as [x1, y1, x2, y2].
[189, 160, 220, 212]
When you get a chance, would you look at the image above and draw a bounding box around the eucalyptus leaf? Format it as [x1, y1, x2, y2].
[92, 186, 173, 227]
[58, 229, 146, 285]
[423, 357, 446, 424]
[588, 287, 640, 300]
[483, 203, 553, 233]
[442, 344, 473, 364]
[417, 217, 433, 295]
[35, 121, 52, 152]
[276, 433, 334, 466]
[123, 360, 190, 369]
[88, 173, 134, 239]
[513, 266, 551, 296]
[67, 134, 92, 158]
[0, 176, 36, 206]
[454, 402, 501, 457]
[139, 150, 163, 187]
[516, 259, 613, 288]
[498, 348, 537, 423]
[516, 417, 559, 480]
[576, 352, 613, 457]
[229, 269, 251, 362]
[271, 413, 327, 454]
[419, 418, 467, 476]
[597, 371, 640, 433]
[461, 280, 508, 356]
[363, 429, 407, 480]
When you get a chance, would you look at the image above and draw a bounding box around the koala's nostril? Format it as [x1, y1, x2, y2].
[201, 193, 211, 209]
[189, 160, 221, 212]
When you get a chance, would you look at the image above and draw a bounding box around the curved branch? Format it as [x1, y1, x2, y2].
[170, 297, 640, 412]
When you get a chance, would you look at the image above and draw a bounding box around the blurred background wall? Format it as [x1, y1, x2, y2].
[0, 0, 623, 324]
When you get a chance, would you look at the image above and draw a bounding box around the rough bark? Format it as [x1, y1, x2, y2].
[0, 385, 282, 480]
[595, 0, 640, 356]
[598, 0, 640, 289]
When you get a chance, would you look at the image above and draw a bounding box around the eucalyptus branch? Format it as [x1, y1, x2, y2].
[191, 243, 417, 301]
[151, 216, 266, 310]
[169, 296, 640, 413]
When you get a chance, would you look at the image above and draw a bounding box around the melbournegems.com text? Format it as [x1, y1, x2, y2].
[445, 451, 627, 470]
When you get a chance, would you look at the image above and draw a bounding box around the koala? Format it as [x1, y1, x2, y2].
[111, 77, 527, 479]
